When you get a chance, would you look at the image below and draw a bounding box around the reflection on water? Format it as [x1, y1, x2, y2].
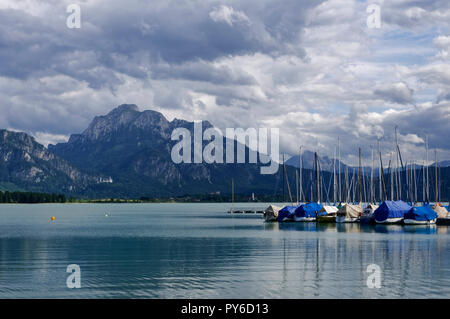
[0, 203, 449, 298]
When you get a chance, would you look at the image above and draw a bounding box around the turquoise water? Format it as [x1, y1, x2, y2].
[0, 203, 449, 299]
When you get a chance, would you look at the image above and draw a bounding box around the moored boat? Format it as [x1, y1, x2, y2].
[316, 205, 338, 223]
[293, 203, 323, 222]
[336, 204, 362, 223]
[434, 204, 450, 225]
[374, 200, 411, 224]
[263, 204, 282, 222]
[432, 203, 449, 218]
[360, 204, 379, 224]
[404, 206, 438, 225]
[277, 205, 299, 222]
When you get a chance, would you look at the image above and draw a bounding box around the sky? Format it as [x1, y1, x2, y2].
[0, 0, 449, 165]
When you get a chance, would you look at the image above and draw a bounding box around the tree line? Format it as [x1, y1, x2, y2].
[0, 191, 67, 203]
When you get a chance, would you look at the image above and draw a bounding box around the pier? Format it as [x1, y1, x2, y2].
[227, 207, 265, 214]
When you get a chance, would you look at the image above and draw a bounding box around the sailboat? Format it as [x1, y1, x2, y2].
[276, 156, 300, 222]
[360, 203, 379, 224]
[433, 203, 449, 219]
[336, 204, 362, 223]
[373, 200, 411, 224]
[294, 202, 324, 221]
[360, 148, 378, 224]
[277, 205, 298, 222]
[336, 148, 363, 223]
[432, 150, 450, 225]
[263, 204, 282, 222]
[404, 205, 437, 224]
[436, 204, 450, 225]
[316, 205, 339, 223]
[294, 152, 325, 221]
[317, 145, 339, 223]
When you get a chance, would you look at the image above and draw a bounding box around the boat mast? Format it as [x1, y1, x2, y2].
[283, 157, 293, 206]
[319, 155, 322, 203]
[438, 164, 441, 203]
[422, 162, 426, 203]
[410, 163, 413, 203]
[371, 147, 374, 203]
[395, 127, 408, 202]
[406, 161, 414, 203]
[351, 166, 356, 203]
[299, 146, 303, 203]
[378, 139, 382, 202]
[426, 135, 429, 203]
[410, 162, 413, 203]
[282, 155, 285, 203]
[315, 152, 320, 203]
[435, 149, 438, 203]
[412, 163, 414, 203]
[345, 166, 349, 203]
[378, 140, 387, 201]
[389, 152, 393, 201]
[362, 149, 367, 203]
[413, 163, 417, 203]
[395, 127, 400, 200]
[333, 146, 337, 204]
[338, 137, 341, 203]
[405, 161, 409, 202]
[358, 148, 362, 204]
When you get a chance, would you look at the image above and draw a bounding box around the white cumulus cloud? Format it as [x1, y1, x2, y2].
[209, 5, 250, 26]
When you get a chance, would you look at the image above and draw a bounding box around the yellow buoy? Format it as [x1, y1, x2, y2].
[50, 216, 55, 221]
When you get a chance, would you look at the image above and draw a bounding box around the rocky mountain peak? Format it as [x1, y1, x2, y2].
[107, 104, 139, 115]
[0, 129, 40, 150]
[0, 129, 106, 192]
[81, 104, 146, 141]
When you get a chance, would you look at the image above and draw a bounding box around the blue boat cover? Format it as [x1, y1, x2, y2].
[374, 200, 412, 222]
[404, 206, 438, 221]
[294, 203, 324, 218]
[277, 205, 299, 221]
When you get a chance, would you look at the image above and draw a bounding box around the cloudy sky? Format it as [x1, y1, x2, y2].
[1, 0, 449, 165]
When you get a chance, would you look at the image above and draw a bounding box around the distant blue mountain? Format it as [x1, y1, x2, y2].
[47, 104, 288, 198]
[285, 152, 375, 174]
[1, 104, 449, 200]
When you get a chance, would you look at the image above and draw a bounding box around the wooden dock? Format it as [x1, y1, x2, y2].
[227, 207, 265, 214]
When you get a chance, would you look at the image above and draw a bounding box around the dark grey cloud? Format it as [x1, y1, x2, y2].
[150, 60, 256, 85]
[437, 92, 450, 103]
[0, 0, 317, 88]
[382, 103, 450, 150]
[0, 0, 449, 163]
[374, 82, 414, 105]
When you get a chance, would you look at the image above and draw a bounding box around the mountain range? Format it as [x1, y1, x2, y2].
[286, 151, 450, 174]
[286, 152, 348, 172]
[0, 104, 449, 200]
[0, 129, 108, 193]
[46, 104, 285, 198]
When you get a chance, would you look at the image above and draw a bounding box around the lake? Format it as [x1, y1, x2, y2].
[0, 203, 449, 298]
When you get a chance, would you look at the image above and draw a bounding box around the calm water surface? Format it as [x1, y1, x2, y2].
[0, 203, 449, 298]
